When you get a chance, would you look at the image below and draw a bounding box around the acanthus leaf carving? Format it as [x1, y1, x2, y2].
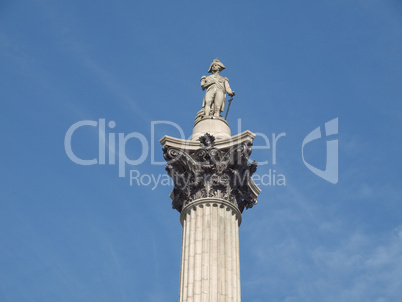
[163, 134, 260, 213]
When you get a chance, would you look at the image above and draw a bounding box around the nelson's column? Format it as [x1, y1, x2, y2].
[160, 58, 261, 302]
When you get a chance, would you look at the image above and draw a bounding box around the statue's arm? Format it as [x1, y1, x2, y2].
[224, 78, 235, 96]
[200, 76, 210, 91]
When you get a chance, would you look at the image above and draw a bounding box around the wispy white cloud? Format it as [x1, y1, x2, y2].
[241, 181, 402, 301]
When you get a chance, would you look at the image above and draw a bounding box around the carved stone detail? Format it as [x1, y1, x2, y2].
[163, 133, 260, 213]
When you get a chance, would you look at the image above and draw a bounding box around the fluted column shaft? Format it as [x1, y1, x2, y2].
[179, 198, 242, 302]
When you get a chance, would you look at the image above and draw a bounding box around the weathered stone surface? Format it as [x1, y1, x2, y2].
[160, 60, 261, 302]
[179, 199, 242, 302]
[160, 133, 261, 213]
[192, 116, 231, 141]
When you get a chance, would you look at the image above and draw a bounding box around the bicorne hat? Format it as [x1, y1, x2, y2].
[208, 58, 226, 73]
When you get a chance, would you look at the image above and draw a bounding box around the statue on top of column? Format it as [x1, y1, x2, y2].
[200, 58, 235, 118]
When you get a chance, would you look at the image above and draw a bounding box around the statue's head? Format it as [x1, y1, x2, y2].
[208, 58, 226, 73]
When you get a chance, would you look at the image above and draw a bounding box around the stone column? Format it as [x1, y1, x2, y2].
[179, 198, 241, 302]
[160, 126, 261, 302]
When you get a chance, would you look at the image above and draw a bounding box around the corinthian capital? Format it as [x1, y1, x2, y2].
[161, 133, 261, 213]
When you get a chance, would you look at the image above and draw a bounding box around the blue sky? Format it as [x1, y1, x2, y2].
[1, 0, 402, 301]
